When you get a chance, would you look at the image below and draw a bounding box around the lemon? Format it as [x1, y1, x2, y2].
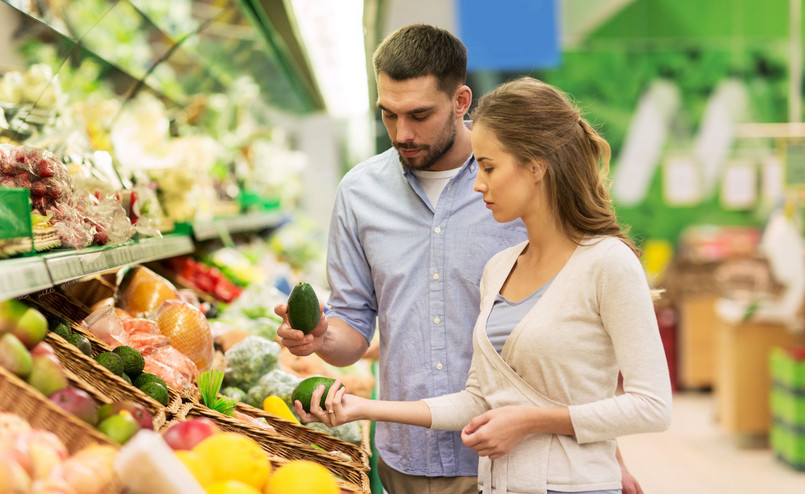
[193, 433, 271, 489]
[206, 480, 263, 494]
[264, 460, 340, 494]
[175, 449, 214, 488]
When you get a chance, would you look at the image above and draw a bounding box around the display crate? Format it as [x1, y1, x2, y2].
[771, 420, 805, 471]
[770, 346, 805, 390]
[771, 386, 805, 428]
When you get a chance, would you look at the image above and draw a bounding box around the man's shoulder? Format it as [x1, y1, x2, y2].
[341, 148, 399, 185]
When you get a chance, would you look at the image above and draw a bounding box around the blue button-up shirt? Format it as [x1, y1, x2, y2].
[326, 147, 527, 477]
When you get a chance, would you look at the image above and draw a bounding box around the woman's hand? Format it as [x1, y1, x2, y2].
[294, 378, 364, 427]
[274, 302, 328, 356]
[461, 406, 535, 460]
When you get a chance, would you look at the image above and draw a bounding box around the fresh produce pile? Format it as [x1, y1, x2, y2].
[0, 144, 136, 248]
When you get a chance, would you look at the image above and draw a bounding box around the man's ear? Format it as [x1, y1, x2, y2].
[455, 85, 472, 117]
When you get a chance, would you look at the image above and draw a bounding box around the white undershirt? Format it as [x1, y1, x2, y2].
[412, 168, 461, 208]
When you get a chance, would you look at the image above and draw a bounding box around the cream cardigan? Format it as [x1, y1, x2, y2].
[424, 236, 672, 494]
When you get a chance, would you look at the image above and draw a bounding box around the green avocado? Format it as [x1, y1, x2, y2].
[94, 351, 124, 376]
[49, 317, 72, 339]
[140, 381, 169, 406]
[113, 345, 145, 378]
[291, 376, 344, 413]
[66, 333, 92, 356]
[133, 372, 167, 390]
[287, 282, 320, 334]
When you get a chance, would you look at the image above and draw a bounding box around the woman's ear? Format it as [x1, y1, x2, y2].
[531, 160, 546, 182]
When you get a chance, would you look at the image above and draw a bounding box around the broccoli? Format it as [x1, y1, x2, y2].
[223, 336, 281, 389]
[245, 368, 301, 409]
[306, 421, 363, 446]
[221, 386, 247, 403]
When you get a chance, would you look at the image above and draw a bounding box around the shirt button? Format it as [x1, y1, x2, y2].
[434, 226, 441, 233]
[433, 272, 440, 280]
[434, 316, 441, 324]
[436, 362, 443, 370]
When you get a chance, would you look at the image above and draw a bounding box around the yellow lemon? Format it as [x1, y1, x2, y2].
[175, 449, 214, 488]
[193, 433, 271, 489]
[206, 480, 263, 494]
[264, 460, 340, 494]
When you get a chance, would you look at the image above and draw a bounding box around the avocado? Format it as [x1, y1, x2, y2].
[140, 381, 169, 406]
[291, 376, 344, 413]
[66, 333, 92, 356]
[287, 282, 320, 334]
[94, 351, 124, 376]
[113, 345, 145, 378]
[133, 372, 167, 390]
[122, 373, 132, 385]
[49, 317, 72, 339]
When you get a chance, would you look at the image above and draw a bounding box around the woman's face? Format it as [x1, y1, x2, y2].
[472, 123, 540, 224]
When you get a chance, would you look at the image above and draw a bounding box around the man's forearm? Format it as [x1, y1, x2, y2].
[317, 317, 370, 367]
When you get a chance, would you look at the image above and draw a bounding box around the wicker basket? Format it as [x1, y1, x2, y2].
[180, 402, 371, 493]
[234, 401, 370, 469]
[0, 365, 117, 453]
[25, 291, 187, 410]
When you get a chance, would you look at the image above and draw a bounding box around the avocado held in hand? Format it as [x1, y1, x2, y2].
[291, 376, 344, 413]
[287, 282, 320, 334]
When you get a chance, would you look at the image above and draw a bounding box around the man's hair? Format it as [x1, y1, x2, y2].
[372, 24, 467, 95]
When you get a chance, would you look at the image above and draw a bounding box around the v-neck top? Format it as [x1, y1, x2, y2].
[487, 278, 554, 353]
[423, 236, 672, 494]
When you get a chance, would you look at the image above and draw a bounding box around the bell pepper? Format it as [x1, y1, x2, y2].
[263, 395, 300, 423]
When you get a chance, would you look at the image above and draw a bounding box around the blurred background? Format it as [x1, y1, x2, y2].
[1, 1, 805, 493]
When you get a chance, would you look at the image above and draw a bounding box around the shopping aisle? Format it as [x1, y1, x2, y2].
[617, 391, 805, 493]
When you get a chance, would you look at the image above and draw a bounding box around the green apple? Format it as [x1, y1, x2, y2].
[0, 333, 33, 378]
[12, 308, 49, 349]
[97, 412, 141, 444]
[0, 300, 28, 334]
[26, 355, 68, 397]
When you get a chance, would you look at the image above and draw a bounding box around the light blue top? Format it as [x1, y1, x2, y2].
[486, 278, 554, 353]
[326, 146, 527, 477]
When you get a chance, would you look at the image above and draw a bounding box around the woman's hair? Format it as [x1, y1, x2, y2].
[471, 77, 639, 256]
[372, 24, 467, 96]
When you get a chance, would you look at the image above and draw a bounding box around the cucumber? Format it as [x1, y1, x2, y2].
[287, 282, 320, 334]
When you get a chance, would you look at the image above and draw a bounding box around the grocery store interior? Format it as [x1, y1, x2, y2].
[1, 0, 805, 493]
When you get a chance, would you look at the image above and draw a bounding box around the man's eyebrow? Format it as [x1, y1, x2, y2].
[376, 104, 435, 115]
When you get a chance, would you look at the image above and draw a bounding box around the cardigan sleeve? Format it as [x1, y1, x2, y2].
[569, 241, 672, 444]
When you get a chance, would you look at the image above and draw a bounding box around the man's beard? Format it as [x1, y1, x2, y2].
[395, 116, 456, 171]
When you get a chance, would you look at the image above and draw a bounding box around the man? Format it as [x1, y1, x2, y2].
[276, 24, 643, 494]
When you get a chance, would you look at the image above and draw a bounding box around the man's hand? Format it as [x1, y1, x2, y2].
[274, 302, 328, 356]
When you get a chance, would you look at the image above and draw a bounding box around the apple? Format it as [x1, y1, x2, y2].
[11, 429, 68, 480]
[0, 333, 33, 378]
[0, 453, 31, 493]
[161, 417, 219, 451]
[26, 355, 68, 397]
[30, 341, 60, 366]
[11, 307, 48, 349]
[0, 300, 28, 334]
[97, 401, 153, 430]
[97, 412, 141, 444]
[49, 388, 99, 426]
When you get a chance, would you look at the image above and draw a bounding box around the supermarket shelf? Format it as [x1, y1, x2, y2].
[0, 257, 52, 300]
[191, 211, 285, 241]
[43, 235, 195, 285]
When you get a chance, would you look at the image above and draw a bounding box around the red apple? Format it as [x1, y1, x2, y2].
[49, 388, 99, 426]
[161, 417, 219, 450]
[97, 401, 153, 430]
[30, 341, 60, 366]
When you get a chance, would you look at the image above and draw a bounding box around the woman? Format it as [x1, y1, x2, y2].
[299, 77, 672, 494]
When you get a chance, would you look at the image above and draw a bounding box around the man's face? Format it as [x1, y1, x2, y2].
[376, 73, 458, 171]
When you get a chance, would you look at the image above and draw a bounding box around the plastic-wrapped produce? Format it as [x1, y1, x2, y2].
[115, 266, 179, 316]
[152, 299, 214, 372]
[245, 368, 301, 409]
[223, 336, 280, 390]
